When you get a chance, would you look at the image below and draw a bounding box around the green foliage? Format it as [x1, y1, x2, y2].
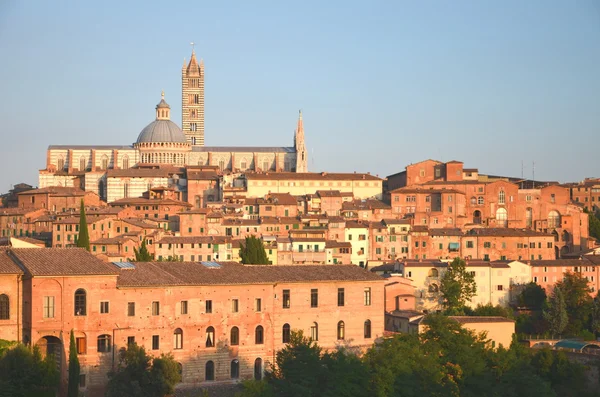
[586, 208, 600, 240]
[106, 343, 181, 397]
[236, 380, 274, 397]
[239, 235, 270, 264]
[76, 199, 90, 251]
[555, 272, 592, 335]
[543, 286, 568, 336]
[440, 258, 477, 313]
[0, 340, 16, 356]
[0, 343, 59, 397]
[465, 303, 514, 319]
[132, 239, 153, 262]
[68, 330, 80, 397]
[518, 282, 547, 309]
[590, 293, 600, 336]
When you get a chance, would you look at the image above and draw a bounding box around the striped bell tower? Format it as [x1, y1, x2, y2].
[182, 45, 205, 146]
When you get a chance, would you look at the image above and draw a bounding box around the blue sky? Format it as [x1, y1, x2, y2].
[0, 0, 598, 191]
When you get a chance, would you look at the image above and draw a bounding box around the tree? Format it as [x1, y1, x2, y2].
[590, 292, 600, 337]
[440, 258, 477, 314]
[76, 199, 90, 251]
[554, 272, 592, 335]
[239, 235, 270, 264]
[543, 287, 568, 337]
[517, 282, 547, 310]
[0, 343, 59, 397]
[106, 343, 180, 397]
[132, 239, 153, 262]
[584, 208, 600, 241]
[466, 303, 514, 319]
[68, 330, 80, 397]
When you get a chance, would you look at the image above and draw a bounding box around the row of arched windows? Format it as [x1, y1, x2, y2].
[203, 358, 263, 381]
[171, 325, 264, 349]
[281, 321, 372, 342]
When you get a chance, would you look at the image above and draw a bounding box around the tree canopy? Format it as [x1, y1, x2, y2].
[106, 343, 180, 397]
[517, 282, 547, 310]
[67, 330, 80, 397]
[76, 199, 90, 251]
[0, 342, 59, 397]
[543, 286, 568, 337]
[440, 258, 477, 314]
[239, 235, 270, 264]
[132, 239, 153, 262]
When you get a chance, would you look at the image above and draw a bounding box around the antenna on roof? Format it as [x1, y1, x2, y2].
[532, 161, 535, 189]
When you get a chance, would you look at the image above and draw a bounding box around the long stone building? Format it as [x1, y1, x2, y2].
[39, 49, 308, 202]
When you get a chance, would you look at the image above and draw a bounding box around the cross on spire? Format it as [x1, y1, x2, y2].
[190, 41, 195, 54]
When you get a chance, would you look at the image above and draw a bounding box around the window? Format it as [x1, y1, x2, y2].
[74, 289, 86, 316]
[76, 336, 86, 354]
[254, 358, 263, 381]
[255, 298, 262, 312]
[127, 302, 135, 316]
[466, 241, 474, 248]
[428, 284, 439, 293]
[230, 327, 239, 346]
[497, 285, 503, 291]
[205, 300, 213, 313]
[232, 299, 239, 313]
[180, 301, 188, 315]
[484, 242, 491, 248]
[127, 336, 135, 346]
[206, 327, 215, 347]
[43, 296, 55, 318]
[97, 335, 111, 353]
[428, 268, 439, 277]
[152, 301, 160, 316]
[548, 210, 561, 228]
[282, 289, 290, 308]
[100, 301, 109, 314]
[478, 196, 484, 205]
[231, 359, 240, 379]
[311, 289, 318, 308]
[79, 374, 86, 388]
[282, 324, 291, 343]
[364, 288, 371, 306]
[167, 327, 182, 351]
[255, 325, 264, 344]
[496, 208, 508, 227]
[337, 321, 345, 340]
[498, 189, 505, 204]
[310, 322, 319, 341]
[364, 320, 372, 339]
[205, 361, 215, 381]
[0, 294, 9, 320]
[337, 288, 345, 306]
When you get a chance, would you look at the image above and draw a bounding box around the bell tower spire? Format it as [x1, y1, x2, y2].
[294, 110, 307, 172]
[182, 43, 204, 146]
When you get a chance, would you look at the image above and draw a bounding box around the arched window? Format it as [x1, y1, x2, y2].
[428, 268, 438, 277]
[496, 208, 508, 227]
[470, 196, 476, 205]
[498, 189, 505, 204]
[254, 358, 262, 380]
[282, 323, 291, 343]
[101, 155, 109, 170]
[255, 325, 264, 344]
[477, 196, 484, 205]
[97, 334, 111, 352]
[231, 359, 239, 379]
[205, 361, 215, 381]
[123, 182, 129, 198]
[57, 157, 65, 171]
[526, 208, 533, 228]
[79, 157, 86, 171]
[122, 156, 129, 169]
[230, 327, 239, 346]
[310, 322, 318, 341]
[337, 321, 345, 340]
[174, 328, 183, 349]
[428, 283, 439, 293]
[98, 180, 105, 200]
[177, 363, 183, 382]
[364, 320, 372, 339]
[219, 160, 225, 171]
[473, 210, 482, 224]
[562, 230, 570, 242]
[548, 210, 561, 228]
[206, 326, 215, 347]
[0, 294, 9, 320]
[194, 196, 201, 209]
[74, 289, 86, 316]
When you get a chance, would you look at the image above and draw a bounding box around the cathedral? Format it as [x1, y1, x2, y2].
[39, 49, 308, 202]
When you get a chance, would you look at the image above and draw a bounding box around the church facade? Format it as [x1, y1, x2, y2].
[39, 49, 308, 202]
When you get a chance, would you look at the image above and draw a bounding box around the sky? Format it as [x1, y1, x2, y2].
[0, 1, 598, 191]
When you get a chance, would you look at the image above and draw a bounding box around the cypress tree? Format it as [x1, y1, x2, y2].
[133, 239, 153, 261]
[76, 199, 90, 251]
[239, 235, 270, 264]
[68, 330, 80, 397]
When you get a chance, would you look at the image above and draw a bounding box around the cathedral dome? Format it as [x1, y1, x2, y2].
[135, 92, 187, 144]
[136, 119, 187, 143]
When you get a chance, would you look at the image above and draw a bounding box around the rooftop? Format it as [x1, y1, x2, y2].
[10, 248, 119, 276]
[246, 172, 382, 181]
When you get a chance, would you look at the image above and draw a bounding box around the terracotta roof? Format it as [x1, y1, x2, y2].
[264, 193, 298, 206]
[429, 228, 463, 237]
[106, 169, 174, 178]
[186, 169, 219, 180]
[317, 190, 342, 197]
[450, 316, 515, 324]
[122, 218, 161, 229]
[465, 228, 553, 237]
[583, 255, 600, 265]
[390, 187, 465, 194]
[411, 226, 429, 233]
[116, 261, 384, 287]
[17, 186, 86, 196]
[246, 172, 382, 181]
[529, 259, 591, 267]
[157, 236, 231, 244]
[325, 240, 352, 248]
[382, 219, 411, 225]
[109, 198, 191, 207]
[0, 250, 24, 274]
[55, 215, 112, 225]
[345, 221, 369, 229]
[10, 248, 119, 276]
[91, 236, 136, 244]
[180, 208, 211, 214]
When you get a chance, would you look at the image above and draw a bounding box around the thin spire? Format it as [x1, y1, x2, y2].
[297, 109, 303, 134]
[161, 90, 165, 100]
[190, 41, 195, 55]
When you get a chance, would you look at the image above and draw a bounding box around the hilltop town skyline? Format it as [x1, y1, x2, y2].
[1, 1, 599, 190]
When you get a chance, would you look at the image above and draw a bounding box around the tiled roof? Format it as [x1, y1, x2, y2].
[529, 259, 590, 267]
[317, 190, 342, 197]
[109, 198, 191, 207]
[186, 169, 219, 180]
[91, 236, 136, 244]
[325, 240, 352, 248]
[382, 218, 411, 225]
[10, 248, 119, 276]
[429, 228, 463, 237]
[390, 187, 465, 194]
[157, 236, 231, 244]
[465, 228, 553, 237]
[122, 218, 161, 229]
[55, 215, 112, 224]
[192, 146, 295, 153]
[263, 193, 298, 206]
[246, 172, 382, 181]
[0, 250, 24, 274]
[345, 221, 369, 229]
[106, 169, 175, 178]
[17, 186, 86, 196]
[116, 261, 384, 287]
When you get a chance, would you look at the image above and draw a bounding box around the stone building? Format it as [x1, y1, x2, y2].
[0, 248, 383, 396]
[38, 49, 308, 203]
